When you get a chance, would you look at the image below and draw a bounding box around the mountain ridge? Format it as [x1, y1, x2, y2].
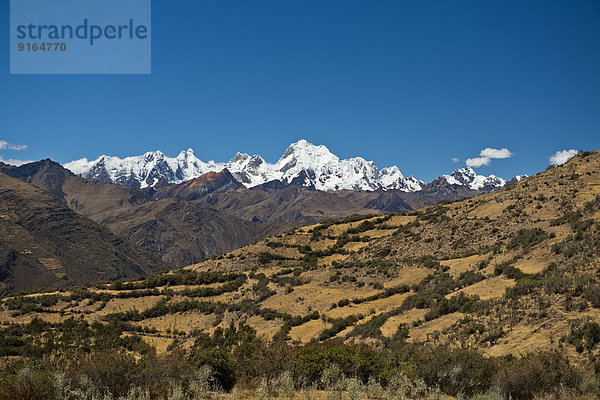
[65, 139, 525, 193]
[4, 149, 599, 373]
[0, 172, 167, 291]
[0, 161, 270, 268]
[0, 156, 530, 270]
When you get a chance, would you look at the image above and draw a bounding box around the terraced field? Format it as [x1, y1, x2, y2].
[2, 151, 600, 372]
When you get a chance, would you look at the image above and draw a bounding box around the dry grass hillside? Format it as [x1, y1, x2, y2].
[2, 150, 600, 368]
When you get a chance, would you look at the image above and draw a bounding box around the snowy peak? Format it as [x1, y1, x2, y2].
[65, 150, 222, 189]
[227, 152, 267, 171]
[379, 167, 425, 192]
[506, 174, 528, 186]
[272, 140, 412, 191]
[279, 139, 336, 163]
[64, 140, 524, 193]
[276, 139, 340, 175]
[225, 152, 277, 187]
[442, 167, 506, 190]
[176, 148, 195, 159]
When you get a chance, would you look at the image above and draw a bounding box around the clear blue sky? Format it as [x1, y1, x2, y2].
[1, 0, 599, 181]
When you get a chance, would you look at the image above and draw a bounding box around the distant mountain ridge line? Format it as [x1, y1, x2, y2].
[0, 157, 520, 271]
[64, 139, 526, 192]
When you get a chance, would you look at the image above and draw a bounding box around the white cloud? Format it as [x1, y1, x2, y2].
[0, 155, 32, 166]
[465, 147, 513, 168]
[549, 149, 579, 166]
[466, 157, 491, 168]
[0, 140, 27, 151]
[480, 147, 512, 159]
[63, 158, 93, 175]
[451, 157, 460, 163]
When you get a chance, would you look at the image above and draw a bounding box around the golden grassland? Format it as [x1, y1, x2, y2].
[2, 150, 600, 371]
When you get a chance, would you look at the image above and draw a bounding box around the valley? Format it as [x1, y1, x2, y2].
[0, 141, 524, 271]
[0, 150, 599, 399]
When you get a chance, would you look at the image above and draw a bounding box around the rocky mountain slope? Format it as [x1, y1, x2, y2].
[0, 172, 167, 291]
[2, 158, 517, 268]
[0, 161, 267, 267]
[65, 139, 522, 192]
[4, 150, 598, 367]
[100, 199, 267, 267]
[0, 159, 151, 222]
[154, 167, 517, 225]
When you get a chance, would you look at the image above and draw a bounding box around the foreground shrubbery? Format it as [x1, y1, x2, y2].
[0, 320, 599, 399]
[1, 347, 597, 399]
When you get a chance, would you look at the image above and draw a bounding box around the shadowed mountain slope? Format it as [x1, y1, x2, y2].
[0, 159, 151, 221]
[153, 169, 516, 225]
[0, 161, 267, 267]
[100, 198, 266, 266]
[0, 173, 167, 291]
[190, 184, 385, 226]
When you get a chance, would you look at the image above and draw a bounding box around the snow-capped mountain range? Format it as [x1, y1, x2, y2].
[64, 140, 525, 192]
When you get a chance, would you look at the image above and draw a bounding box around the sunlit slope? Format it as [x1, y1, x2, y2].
[2, 150, 599, 363]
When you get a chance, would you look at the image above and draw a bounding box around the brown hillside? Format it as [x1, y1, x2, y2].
[0, 172, 166, 291]
[0, 161, 269, 267]
[101, 198, 266, 266]
[2, 150, 599, 368]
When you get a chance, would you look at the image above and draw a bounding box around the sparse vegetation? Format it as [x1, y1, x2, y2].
[2, 151, 600, 398]
[507, 228, 547, 251]
[0, 320, 596, 399]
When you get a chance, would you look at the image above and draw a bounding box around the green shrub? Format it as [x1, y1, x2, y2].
[292, 342, 387, 385]
[258, 252, 289, 264]
[495, 351, 577, 399]
[507, 228, 547, 251]
[567, 319, 600, 353]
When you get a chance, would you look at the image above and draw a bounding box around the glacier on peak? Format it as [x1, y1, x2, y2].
[441, 167, 506, 190]
[63, 140, 522, 192]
